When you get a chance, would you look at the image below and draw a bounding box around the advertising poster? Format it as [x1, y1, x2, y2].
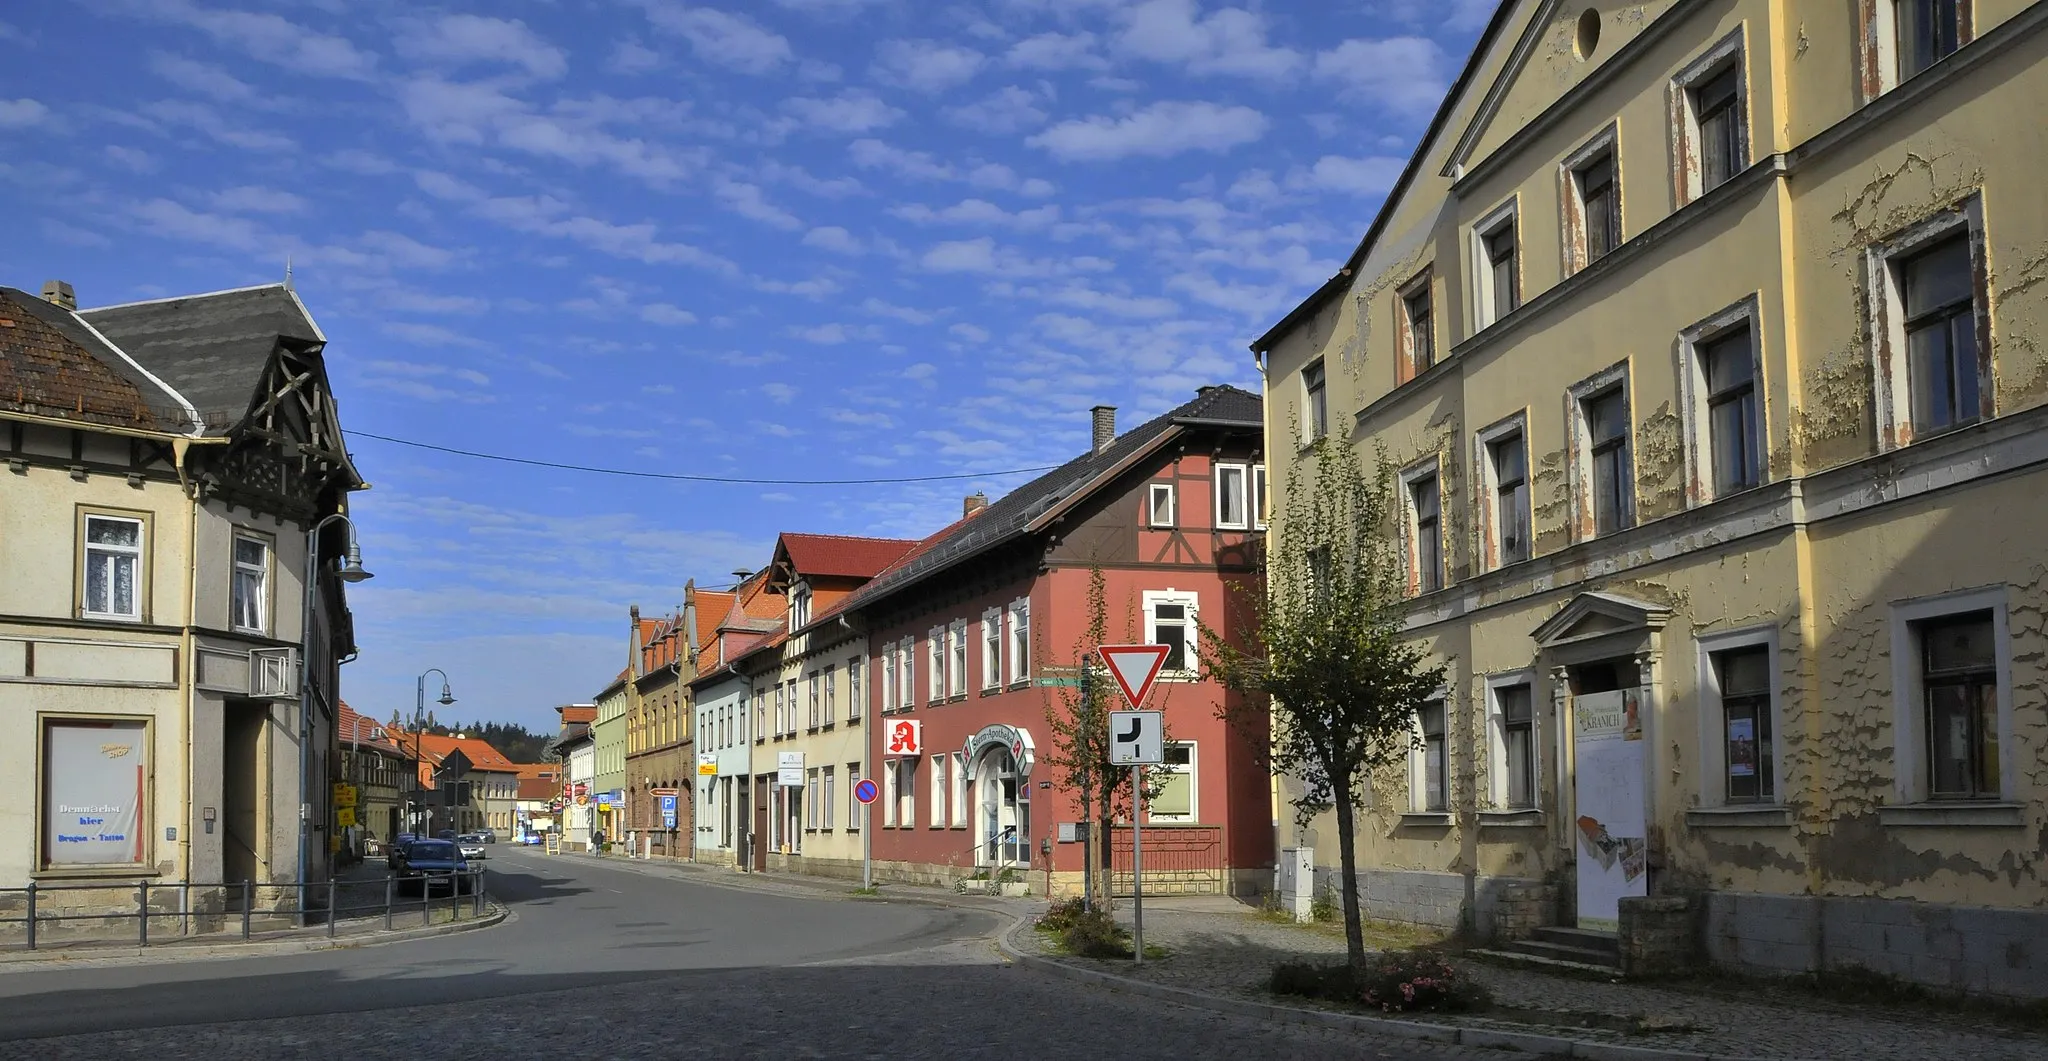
[44, 719, 148, 867]
[1572, 689, 1646, 932]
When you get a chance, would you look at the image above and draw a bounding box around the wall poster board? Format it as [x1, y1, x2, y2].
[1572, 689, 1646, 932]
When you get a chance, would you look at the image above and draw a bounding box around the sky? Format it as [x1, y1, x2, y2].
[0, 0, 1493, 735]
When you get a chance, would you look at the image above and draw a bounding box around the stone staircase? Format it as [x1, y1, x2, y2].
[1481, 925, 1622, 972]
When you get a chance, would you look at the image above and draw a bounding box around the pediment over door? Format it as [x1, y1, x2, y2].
[1530, 591, 1671, 651]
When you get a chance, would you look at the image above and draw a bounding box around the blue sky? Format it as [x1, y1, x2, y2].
[0, 0, 1491, 734]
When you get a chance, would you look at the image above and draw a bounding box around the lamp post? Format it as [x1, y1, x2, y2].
[413, 669, 456, 837]
[297, 513, 372, 926]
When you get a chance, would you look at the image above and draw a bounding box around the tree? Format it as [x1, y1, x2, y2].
[1199, 430, 1447, 970]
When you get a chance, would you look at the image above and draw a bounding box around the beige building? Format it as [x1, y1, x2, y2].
[0, 280, 366, 920]
[1254, 0, 2048, 996]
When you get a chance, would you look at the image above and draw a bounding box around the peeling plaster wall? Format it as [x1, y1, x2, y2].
[1465, 1, 1684, 170]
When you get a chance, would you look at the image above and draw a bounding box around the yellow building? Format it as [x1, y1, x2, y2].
[1254, 0, 2048, 996]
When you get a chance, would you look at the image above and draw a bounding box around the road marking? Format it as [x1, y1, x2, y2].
[607, 888, 623, 894]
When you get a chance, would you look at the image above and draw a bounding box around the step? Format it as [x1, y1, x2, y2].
[1492, 938, 1622, 969]
[1529, 926, 1619, 954]
[1467, 947, 1624, 977]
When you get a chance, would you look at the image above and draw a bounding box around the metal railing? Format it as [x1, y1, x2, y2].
[0, 867, 490, 952]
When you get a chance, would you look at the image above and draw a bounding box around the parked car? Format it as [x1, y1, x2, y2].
[456, 834, 486, 860]
[433, 829, 458, 840]
[475, 827, 496, 843]
[393, 839, 471, 894]
[386, 833, 420, 870]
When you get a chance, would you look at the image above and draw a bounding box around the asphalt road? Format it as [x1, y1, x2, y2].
[0, 851, 1491, 1060]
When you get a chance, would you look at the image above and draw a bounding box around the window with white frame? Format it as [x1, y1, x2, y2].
[807, 672, 820, 729]
[894, 757, 917, 826]
[822, 766, 836, 829]
[1680, 303, 1765, 504]
[1474, 201, 1519, 328]
[1147, 482, 1176, 528]
[790, 583, 812, 630]
[1252, 463, 1269, 530]
[806, 768, 820, 830]
[981, 609, 1002, 691]
[928, 628, 945, 702]
[1143, 590, 1198, 678]
[948, 619, 968, 697]
[753, 687, 766, 741]
[772, 683, 786, 736]
[1673, 33, 1747, 204]
[1573, 368, 1634, 538]
[823, 665, 837, 726]
[898, 641, 915, 708]
[1400, 271, 1434, 377]
[1868, 200, 1988, 448]
[1302, 359, 1328, 442]
[1215, 462, 1249, 530]
[1477, 418, 1530, 569]
[1008, 599, 1030, 684]
[883, 757, 899, 827]
[1150, 742, 1196, 822]
[1489, 682, 1536, 810]
[1403, 465, 1442, 595]
[950, 751, 968, 827]
[1565, 129, 1621, 270]
[846, 761, 861, 830]
[930, 755, 947, 827]
[882, 647, 897, 715]
[847, 655, 862, 723]
[231, 532, 270, 633]
[1890, 590, 2011, 806]
[82, 513, 145, 621]
[1413, 698, 1449, 813]
[1708, 643, 1775, 804]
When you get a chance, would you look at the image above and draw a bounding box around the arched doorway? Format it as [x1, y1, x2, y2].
[975, 746, 1029, 868]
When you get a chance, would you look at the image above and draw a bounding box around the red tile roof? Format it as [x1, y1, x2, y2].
[414, 733, 518, 773]
[514, 763, 559, 781]
[338, 702, 405, 756]
[558, 704, 597, 725]
[778, 533, 918, 580]
[516, 777, 558, 801]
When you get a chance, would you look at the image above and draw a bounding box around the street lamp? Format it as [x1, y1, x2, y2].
[413, 668, 456, 836]
[297, 513, 371, 925]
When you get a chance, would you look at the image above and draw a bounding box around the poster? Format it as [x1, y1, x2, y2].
[1727, 718, 1756, 778]
[1572, 689, 1646, 932]
[44, 719, 147, 867]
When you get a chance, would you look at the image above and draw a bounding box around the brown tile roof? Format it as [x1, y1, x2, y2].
[557, 704, 597, 725]
[416, 734, 517, 773]
[516, 777, 557, 801]
[0, 288, 191, 432]
[778, 533, 918, 580]
[513, 763, 559, 781]
[337, 702, 405, 756]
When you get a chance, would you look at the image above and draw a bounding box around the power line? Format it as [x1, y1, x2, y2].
[348, 430, 1060, 486]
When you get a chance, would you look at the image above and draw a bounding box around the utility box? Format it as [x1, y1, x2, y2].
[1277, 846, 1315, 922]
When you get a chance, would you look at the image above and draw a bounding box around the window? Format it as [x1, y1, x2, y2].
[806, 768, 820, 830]
[930, 755, 947, 827]
[82, 513, 144, 620]
[928, 628, 944, 702]
[1476, 204, 1519, 326]
[847, 656, 862, 723]
[898, 641, 915, 708]
[1494, 684, 1536, 809]
[1901, 235, 1980, 436]
[1252, 464, 1269, 530]
[948, 620, 968, 697]
[1302, 359, 1328, 441]
[1150, 743, 1196, 821]
[1695, 66, 1743, 192]
[882, 648, 897, 715]
[807, 672, 820, 730]
[883, 756, 899, 827]
[1898, 0, 1964, 79]
[894, 757, 917, 826]
[1702, 328, 1761, 495]
[847, 762, 861, 830]
[772, 684, 786, 736]
[1574, 151, 1620, 264]
[1582, 385, 1633, 535]
[950, 751, 969, 827]
[822, 767, 835, 830]
[42, 717, 150, 869]
[1713, 646, 1774, 803]
[1920, 612, 1997, 799]
[231, 533, 269, 633]
[753, 688, 766, 742]
[1216, 463, 1249, 529]
[823, 666, 837, 726]
[1008, 599, 1030, 684]
[1407, 472, 1441, 594]
[982, 611, 1002, 691]
[1144, 591, 1198, 677]
[1415, 700, 1448, 813]
[1485, 428, 1530, 567]
[789, 584, 811, 629]
[1147, 482, 1176, 528]
[1402, 276, 1434, 375]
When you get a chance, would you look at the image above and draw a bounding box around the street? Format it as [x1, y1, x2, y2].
[0, 852, 1488, 1060]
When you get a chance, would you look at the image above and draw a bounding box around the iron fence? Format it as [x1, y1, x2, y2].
[0, 867, 489, 952]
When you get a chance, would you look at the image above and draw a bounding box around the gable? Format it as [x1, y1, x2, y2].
[1530, 590, 1671, 647]
[1447, 0, 1683, 179]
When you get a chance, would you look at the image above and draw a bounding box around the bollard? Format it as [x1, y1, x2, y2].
[384, 874, 395, 931]
[421, 876, 430, 927]
[473, 868, 484, 917]
[327, 877, 337, 938]
[24, 882, 35, 951]
[139, 881, 150, 946]
[241, 880, 252, 940]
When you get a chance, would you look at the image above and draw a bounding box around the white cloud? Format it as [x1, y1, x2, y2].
[761, 382, 798, 403]
[140, 100, 295, 151]
[0, 98, 49, 128]
[397, 15, 568, 80]
[871, 39, 985, 93]
[1115, 0, 1303, 80]
[1290, 154, 1405, 196]
[612, 39, 664, 73]
[641, 302, 698, 325]
[1028, 100, 1267, 162]
[104, 146, 157, 173]
[921, 237, 998, 273]
[802, 226, 864, 254]
[787, 322, 877, 344]
[949, 322, 989, 343]
[397, 79, 697, 184]
[377, 323, 489, 350]
[416, 171, 736, 273]
[783, 90, 903, 133]
[861, 297, 934, 324]
[151, 3, 379, 80]
[1043, 284, 1178, 318]
[131, 198, 266, 252]
[714, 180, 802, 229]
[1313, 37, 1449, 117]
[210, 185, 306, 213]
[942, 86, 1048, 134]
[1005, 31, 1105, 71]
[826, 409, 893, 428]
[848, 138, 953, 181]
[890, 198, 1060, 231]
[640, 4, 792, 75]
[146, 54, 256, 101]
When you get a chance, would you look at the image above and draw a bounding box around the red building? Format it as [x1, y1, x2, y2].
[842, 386, 1271, 897]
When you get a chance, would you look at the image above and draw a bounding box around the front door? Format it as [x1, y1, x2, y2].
[977, 748, 1024, 868]
[752, 778, 768, 871]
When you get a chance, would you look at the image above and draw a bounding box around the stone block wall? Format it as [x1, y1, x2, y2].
[1619, 895, 1699, 977]
[1492, 882, 1556, 943]
[1704, 891, 2048, 1000]
[1311, 867, 1546, 938]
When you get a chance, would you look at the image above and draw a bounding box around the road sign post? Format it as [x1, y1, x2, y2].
[853, 777, 879, 890]
[1098, 644, 1170, 966]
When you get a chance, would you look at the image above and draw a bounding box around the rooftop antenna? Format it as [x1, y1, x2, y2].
[284, 254, 295, 292]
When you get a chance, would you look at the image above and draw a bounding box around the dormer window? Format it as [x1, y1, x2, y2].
[790, 583, 812, 629]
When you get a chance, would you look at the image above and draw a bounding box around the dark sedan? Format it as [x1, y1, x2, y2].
[393, 839, 473, 894]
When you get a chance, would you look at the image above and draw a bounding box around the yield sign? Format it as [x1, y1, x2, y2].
[1098, 644, 1171, 709]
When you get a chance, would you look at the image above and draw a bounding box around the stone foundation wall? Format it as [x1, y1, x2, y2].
[1619, 895, 1698, 977]
[1492, 882, 1557, 943]
[1704, 891, 2048, 999]
[1312, 867, 1545, 938]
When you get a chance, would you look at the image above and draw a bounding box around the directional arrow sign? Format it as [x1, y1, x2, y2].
[1098, 644, 1171, 709]
[1110, 710, 1163, 765]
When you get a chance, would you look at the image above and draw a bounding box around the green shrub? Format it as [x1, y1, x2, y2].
[1309, 887, 1339, 923]
[1036, 896, 1089, 933]
[1059, 906, 1132, 959]
[1269, 953, 1488, 1014]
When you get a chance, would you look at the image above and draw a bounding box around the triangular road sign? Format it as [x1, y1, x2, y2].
[1098, 644, 1171, 709]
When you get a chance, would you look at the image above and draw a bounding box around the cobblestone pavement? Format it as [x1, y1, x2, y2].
[1015, 900, 2048, 1061]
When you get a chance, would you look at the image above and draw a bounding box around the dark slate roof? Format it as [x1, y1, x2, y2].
[840, 384, 1261, 613]
[0, 287, 195, 432]
[78, 284, 323, 435]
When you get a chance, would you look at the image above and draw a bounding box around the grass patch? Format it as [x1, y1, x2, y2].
[1249, 897, 1443, 950]
[1032, 897, 1166, 961]
[847, 886, 883, 899]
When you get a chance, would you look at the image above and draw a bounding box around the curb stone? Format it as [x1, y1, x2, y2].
[992, 917, 1826, 1061]
[0, 903, 510, 971]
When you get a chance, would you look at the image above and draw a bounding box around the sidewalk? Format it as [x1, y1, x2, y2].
[1002, 898, 2048, 1061]
[537, 848, 1045, 919]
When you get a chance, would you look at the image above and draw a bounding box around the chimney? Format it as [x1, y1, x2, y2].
[963, 492, 989, 517]
[1090, 405, 1116, 455]
[1196, 385, 1218, 397]
[41, 280, 76, 311]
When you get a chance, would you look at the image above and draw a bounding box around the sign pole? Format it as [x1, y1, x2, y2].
[863, 797, 873, 890]
[1132, 763, 1144, 965]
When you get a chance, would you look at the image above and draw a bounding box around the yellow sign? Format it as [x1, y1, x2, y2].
[332, 784, 358, 808]
[697, 761, 717, 777]
[335, 807, 357, 828]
